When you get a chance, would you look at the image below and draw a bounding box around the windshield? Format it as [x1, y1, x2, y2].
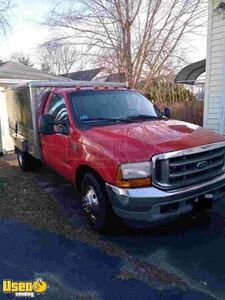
[70, 90, 163, 126]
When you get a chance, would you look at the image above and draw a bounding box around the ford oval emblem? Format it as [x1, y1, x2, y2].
[196, 161, 208, 169]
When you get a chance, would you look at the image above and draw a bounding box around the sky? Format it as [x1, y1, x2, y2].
[0, 0, 51, 64]
[0, 0, 208, 70]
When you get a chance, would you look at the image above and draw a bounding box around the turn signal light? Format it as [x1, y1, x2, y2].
[116, 168, 151, 188]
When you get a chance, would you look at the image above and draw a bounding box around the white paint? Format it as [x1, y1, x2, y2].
[204, 0, 225, 135]
[0, 88, 14, 153]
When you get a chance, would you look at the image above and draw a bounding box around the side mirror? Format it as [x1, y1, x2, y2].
[163, 107, 171, 119]
[39, 114, 55, 135]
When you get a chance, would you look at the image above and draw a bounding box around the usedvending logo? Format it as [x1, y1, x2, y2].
[2, 278, 48, 298]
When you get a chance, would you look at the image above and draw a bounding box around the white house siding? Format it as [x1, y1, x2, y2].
[0, 87, 14, 153]
[204, 0, 225, 134]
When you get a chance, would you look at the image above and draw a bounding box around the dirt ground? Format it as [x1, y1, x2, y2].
[0, 154, 185, 288]
[0, 154, 75, 236]
[1, 154, 225, 299]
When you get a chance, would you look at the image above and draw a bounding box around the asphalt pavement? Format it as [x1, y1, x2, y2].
[0, 155, 225, 299]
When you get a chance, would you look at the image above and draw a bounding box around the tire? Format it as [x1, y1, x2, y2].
[16, 148, 42, 171]
[81, 173, 118, 232]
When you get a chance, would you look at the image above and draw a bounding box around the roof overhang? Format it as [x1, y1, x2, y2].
[0, 79, 30, 86]
[8, 80, 127, 89]
[175, 59, 206, 85]
[0, 78, 74, 88]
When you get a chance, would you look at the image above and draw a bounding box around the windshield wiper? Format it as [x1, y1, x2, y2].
[118, 114, 164, 121]
[80, 115, 164, 124]
[80, 117, 133, 123]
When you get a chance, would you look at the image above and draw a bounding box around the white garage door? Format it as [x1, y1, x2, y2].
[0, 89, 14, 153]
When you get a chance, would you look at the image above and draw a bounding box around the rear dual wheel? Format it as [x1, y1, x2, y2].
[16, 148, 42, 171]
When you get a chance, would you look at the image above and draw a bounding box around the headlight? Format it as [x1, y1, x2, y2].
[116, 161, 152, 188]
[120, 162, 151, 179]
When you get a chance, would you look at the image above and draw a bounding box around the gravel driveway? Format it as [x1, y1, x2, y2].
[0, 154, 225, 299]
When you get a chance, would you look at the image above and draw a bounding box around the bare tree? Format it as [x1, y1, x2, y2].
[0, 0, 11, 37]
[37, 42, 80, 75]
[11, 52, 34, 67]
[46, 0, 207, 89]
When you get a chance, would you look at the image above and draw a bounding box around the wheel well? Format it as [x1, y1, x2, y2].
[76, 165, 104, 192]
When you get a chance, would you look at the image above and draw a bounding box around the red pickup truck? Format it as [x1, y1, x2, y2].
[7, 81, 225, 232]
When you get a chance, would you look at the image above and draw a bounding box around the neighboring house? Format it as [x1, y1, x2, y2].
[175, 1, 225, 135]
[0, 61, 69, 155]
[61, 68, 125, 83]
[104, 73, 126, 82]
[61, 68, 104, 81]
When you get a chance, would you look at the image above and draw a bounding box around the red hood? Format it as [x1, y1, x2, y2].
[82, 120, 225, 163]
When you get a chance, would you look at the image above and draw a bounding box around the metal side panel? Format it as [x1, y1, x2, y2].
[29, 86, 52, 159]
[6, 86, 34, 153]
[5, 85, 49, 159]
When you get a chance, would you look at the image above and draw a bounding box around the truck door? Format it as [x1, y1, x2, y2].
[41, 93, 72, 179]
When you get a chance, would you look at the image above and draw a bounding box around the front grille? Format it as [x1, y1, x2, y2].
[153, 143, 225, 190]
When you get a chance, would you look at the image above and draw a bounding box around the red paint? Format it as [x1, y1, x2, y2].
[40, 88, 225, 187]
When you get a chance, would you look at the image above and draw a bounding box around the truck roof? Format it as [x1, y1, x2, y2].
[11, 80, 127, 89]
[54, 86, 131, 93]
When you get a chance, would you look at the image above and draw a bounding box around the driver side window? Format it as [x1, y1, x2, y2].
[48, 94, 68, 121]
[48, 94, 69, 135]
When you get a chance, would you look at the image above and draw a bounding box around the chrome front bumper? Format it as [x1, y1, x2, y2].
[106, 172, 225, 223]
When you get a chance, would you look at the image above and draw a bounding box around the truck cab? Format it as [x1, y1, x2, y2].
[7, 81, 225, 232]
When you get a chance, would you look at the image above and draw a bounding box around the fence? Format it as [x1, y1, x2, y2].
[155, 100, 204, 126]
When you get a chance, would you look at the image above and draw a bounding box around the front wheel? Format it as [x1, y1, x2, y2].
[81, 173, 118, 232]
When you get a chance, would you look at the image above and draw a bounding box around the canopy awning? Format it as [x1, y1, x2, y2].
[175, 59, 206, 85]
